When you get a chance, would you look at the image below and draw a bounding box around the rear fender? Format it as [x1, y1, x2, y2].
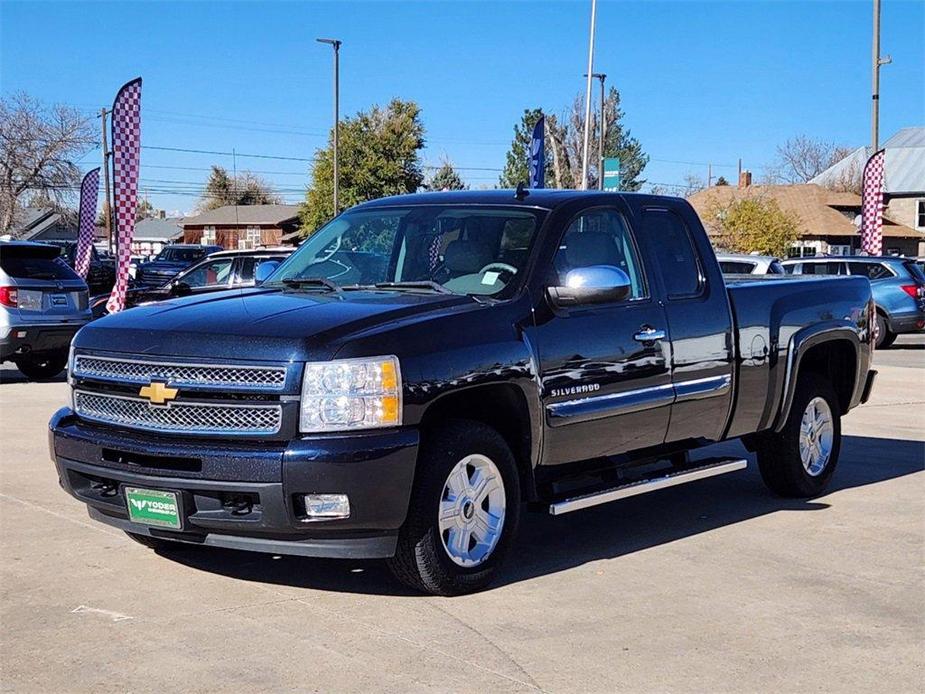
[773, 324, 861, 432]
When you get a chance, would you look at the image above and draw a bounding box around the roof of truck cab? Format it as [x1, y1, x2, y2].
[352, 189, 668, 211]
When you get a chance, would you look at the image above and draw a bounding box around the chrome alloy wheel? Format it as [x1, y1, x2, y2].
[799, 397, 834, 477]
[438, 454, 506, 567]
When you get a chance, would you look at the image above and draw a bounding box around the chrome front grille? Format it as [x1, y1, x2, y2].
[73, 355, 287, 391]
[74, 390, 282, 436]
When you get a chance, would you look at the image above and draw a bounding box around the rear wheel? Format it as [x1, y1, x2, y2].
[388, 420, 521, 596]
[756, 374, 841, 497]
[14, 351, 68, 380]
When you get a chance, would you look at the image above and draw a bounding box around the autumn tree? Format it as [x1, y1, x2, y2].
[705, 194, 801, 257]
[768, 135, 853, 183]
[0, 92, 96, 234]
[301, 99, 425, 234]
[198, 165, 281, 211]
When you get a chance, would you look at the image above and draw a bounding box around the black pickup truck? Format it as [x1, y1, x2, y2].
[50, 190, 876, 595]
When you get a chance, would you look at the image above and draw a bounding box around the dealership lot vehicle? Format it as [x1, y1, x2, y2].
[90, 247, 293, 318]
[50, 190, 876, 596]
[0, 241, 90, 380]
[43, 240, 116, 295]
[133, 243, 223, 287]
[782, 255, 925, 348]
[716, 253, 785, 275]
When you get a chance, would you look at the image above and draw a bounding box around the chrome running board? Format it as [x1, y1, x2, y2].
[548, 458, 748, 516]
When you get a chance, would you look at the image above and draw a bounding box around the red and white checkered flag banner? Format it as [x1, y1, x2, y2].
[106, 77, 142, 314]
[860, 149, 885, 256]
[74, 167, 100, 279]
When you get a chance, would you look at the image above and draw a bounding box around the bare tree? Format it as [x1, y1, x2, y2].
[0, 92, 96, 234]
[769, 135, 853, 184]
[681, 172, 707, 197]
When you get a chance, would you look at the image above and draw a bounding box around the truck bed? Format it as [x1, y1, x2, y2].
[724, 273, 872, 438]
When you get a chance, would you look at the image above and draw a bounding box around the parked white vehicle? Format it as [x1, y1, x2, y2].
[716, 253, 785, 275]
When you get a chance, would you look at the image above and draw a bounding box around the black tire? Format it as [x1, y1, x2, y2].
[756, 374, 841, 498]
[874, 313, 896, 349]
[124, 531, 195, 552]
[14, 351, 68, 381]
[387, 420, 521, 596]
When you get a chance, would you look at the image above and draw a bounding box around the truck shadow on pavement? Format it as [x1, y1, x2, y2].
[161, 434, 924, 596]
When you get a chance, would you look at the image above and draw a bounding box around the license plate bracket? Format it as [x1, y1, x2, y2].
[124, 487, 182, 530]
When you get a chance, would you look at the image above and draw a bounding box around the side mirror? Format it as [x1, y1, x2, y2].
[254, 260, 281, 284]
[547, 265, 632, 307]
[171, 281, 192, 297]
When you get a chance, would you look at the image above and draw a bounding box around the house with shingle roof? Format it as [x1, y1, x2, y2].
[809, 126, 925, 245]
[181, 204, 301, 249]
[688, 180, 923, 258]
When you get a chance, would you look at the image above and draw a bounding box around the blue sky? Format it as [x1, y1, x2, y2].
[2, 0, 923, 215]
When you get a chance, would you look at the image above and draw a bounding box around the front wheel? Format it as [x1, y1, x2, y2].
[14, 351, 68, 380]
[388, 420, 521, 596]
[756, 374, 841, 497]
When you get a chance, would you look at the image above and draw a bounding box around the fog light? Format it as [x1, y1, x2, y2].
[303, 494, 350, 520]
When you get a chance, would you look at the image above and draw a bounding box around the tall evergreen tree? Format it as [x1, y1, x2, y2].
[498, 109, 554, 188]
[500, 88, 648, 191]
[429, 160, 466, 190]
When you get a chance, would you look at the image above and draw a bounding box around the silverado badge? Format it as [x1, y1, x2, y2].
[139, 381, 178, 405]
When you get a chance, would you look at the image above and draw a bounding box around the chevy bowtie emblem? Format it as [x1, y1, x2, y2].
[139, 381, 178, 405]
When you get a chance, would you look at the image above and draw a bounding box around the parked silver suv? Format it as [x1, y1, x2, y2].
[0, 241, 91, 380]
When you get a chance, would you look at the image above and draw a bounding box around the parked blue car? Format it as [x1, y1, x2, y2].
[782, 256, 925, 348]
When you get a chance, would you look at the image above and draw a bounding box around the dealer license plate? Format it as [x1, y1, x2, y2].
[124, 487, 182, 529]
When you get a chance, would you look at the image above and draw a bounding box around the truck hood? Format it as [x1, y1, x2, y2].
[74, 287, 474, 361]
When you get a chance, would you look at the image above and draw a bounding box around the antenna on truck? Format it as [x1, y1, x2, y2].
[514, 182, 530, 201]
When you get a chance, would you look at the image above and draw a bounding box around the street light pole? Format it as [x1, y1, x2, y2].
[586, 74, 606, 189]
[317, 38, 342, 215]
[580, 0, 598, 190]
[870, 0, 892, 151]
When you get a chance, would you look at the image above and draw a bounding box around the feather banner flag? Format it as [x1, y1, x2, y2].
[74, 168, 100, 279]
[106, 77, 142, 314]
[860, 148, 885, 256]
[529, 116, 545, 189]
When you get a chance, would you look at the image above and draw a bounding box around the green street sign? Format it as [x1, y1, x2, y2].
[603, 157, 621, 191]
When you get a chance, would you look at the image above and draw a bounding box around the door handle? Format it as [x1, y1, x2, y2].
[634, 327, 666, 342]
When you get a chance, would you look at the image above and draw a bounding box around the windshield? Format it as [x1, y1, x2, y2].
[267, 205, 544, 297]
[156, 247, 205, 263]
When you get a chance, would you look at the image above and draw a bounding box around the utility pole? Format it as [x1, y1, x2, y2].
[707, 163, 713, 188]
[871, 0, 892, 151]
[317, 38, 342, 214]
[580, 0, 598, 190]
[99, 108, 113, 251]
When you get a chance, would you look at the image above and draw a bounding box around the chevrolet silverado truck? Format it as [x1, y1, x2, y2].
[50, 190, 877, 596]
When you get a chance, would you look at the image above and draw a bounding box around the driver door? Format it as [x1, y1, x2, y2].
[531, 206, 672, 466]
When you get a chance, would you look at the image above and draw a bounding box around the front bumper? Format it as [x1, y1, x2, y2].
[49, 408, 419, 559]
[1, 321, 86, 361]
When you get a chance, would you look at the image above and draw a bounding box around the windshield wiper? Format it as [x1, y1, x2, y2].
[373, 281, 453, 294]
[280, 277, 341, 292]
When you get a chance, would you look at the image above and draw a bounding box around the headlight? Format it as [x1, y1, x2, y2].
[299, 355, 402, 433]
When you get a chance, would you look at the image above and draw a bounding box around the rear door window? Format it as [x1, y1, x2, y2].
[642, 209, 703, 297]
[848, 262, 894, 280]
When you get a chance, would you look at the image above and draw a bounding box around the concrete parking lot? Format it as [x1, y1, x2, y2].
[1, 336, 923, 693]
